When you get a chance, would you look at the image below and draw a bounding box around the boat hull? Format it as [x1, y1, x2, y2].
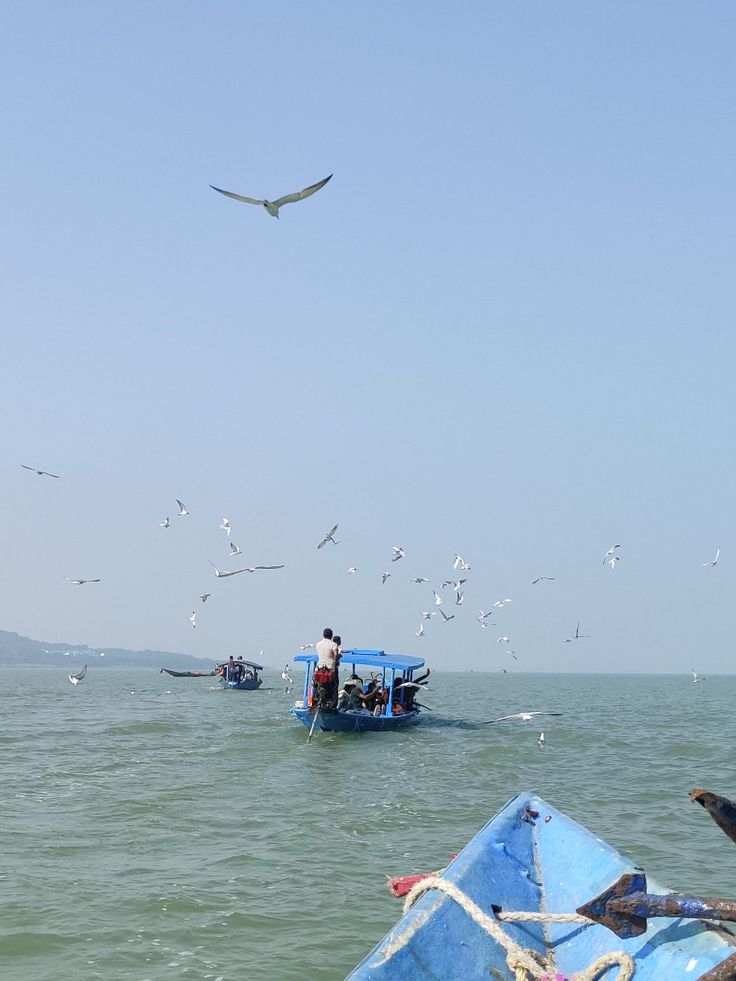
[224, 679, 262, 691]
[348, 792, 736, 979]
[290, 705, 420, 733]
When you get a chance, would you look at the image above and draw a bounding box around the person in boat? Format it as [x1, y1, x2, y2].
[314, 627, 340, 710]
[226, 655, 236, 682]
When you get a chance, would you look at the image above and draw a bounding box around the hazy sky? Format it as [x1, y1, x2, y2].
[2, 2, 734, 672]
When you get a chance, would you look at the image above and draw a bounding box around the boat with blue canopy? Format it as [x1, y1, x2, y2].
[290, 649, 428, 734]
[348, 791, 736, 979]
[215, 658, 263, 690]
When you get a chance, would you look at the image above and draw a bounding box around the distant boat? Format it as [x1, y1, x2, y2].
[348, 792, 736, 979]
[216, 659, 263, 690]
[160, 668, 215, 678]
[290, 649, 427, 734]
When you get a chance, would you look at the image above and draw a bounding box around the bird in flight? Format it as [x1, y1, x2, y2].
[455, 591, 464, 606]
[160, 517, 170, 528]
[416, 623, 425, 637]
[411, 577, 430, 584]
[391, 546, 406, 562]
[607, 556, 620, 571]
[346, 566, 358, 575]
[531, 576, 555, 584]
[207, 560, 250, 578]
[538, 732, 545, 749]
[575, 621, 590, 639]
[381, 571, 391, 584]
[200, 593, 211, 603]
[453, 554, 471, 571]
[300, 643, 315, 651]
[220, 517, 232, 536]
[602, 544, 621, 565]
[229, 543, 242, 558]
[432, 590, 443, 607]
[493, 599, 512, 609]
[496, 636, 510, 644]
[317, 524, 339, 549]
[485, 711, 562, 724]
[68, 664, 87, 685]
[66, 578, 101, 585]
[210, 174, 332, 219]
[439, 609, 455, 622]
[177, 500, 190, 516]
[505, 650, 518, 661]
[691, 668, 705, 683]
[442, 579, 467, 592]
[21, 464, 60, 478]
[702, 547, 720, 568]
[190, 611, 197, 628]
[475, 616, 488, 628]
[420, 611, 437, 620]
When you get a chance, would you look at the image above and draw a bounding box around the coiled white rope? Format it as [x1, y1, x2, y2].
[393, 875, 635, 981]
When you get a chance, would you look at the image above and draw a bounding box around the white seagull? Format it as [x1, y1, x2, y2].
[691, 668, 705, 683]
[391, 546, 406, 562]
[210, 174, 332, 219]
[420, 611, 437, 620]
[455, 591, 464, 606]
[453, 554, 471, 571]
[281, 663, 292, 683]
[496, 636, 510, 644]
[382, 571, 391, 584]
[68, 664, 87, 685]
[416, 623, 425, 637]
[486, 711, 562, 724]
[220, 517, 232, 536]
[607, 556, 620, 571]
[701, 547, 720, 568]
[207, 560, 284, 577]
[200, 593, 211, 603]
[177, 499, 190, 516]
[189, 611, 197, 628]
[531, 577, 555, 584]
[538, 732, 545, 749]
[505, 650, 518, 661]
[411, 577, 430, 583]
[602, 544, 621, 565]
[317, 524, 339, 549]
[21, 464, 60, 478]
[66, 578, 101, 585]
[346, 566, 358, 574]
[432, 590, 443, 607]
[300, 643, 314, 650]
[160, 517, 170, 528]
[230, 543, 242, 557]
[493, 598, 512, 609]
[439, 609, 455, 622]
[442, 579, 467, 592]
[475, 616, 488, 628]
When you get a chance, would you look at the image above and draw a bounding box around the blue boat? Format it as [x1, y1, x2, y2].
[290, 650, 427, 734]
[216, 658, 263, 691]
[349, 792, 736, 979]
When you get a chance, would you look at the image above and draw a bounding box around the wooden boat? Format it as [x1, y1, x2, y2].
[348, 792, 736, 979]
[290, 650, 427, 734]
[159, 668, 215, 678]
[216, 658, 263, 690]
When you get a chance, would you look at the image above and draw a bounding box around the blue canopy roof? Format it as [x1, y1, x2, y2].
[294, 649, 424, 671]
[216, 659, 263, 670]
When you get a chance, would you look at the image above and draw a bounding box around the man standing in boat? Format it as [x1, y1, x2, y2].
[315, 627, 340, 710]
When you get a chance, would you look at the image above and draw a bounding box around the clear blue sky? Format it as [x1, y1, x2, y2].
[1, 2, 734, 672]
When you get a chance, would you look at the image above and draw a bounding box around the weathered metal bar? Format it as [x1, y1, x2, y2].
[697, 950, 736, 981]
[577, 872, 736, 939]
[691, 788, 736, 848]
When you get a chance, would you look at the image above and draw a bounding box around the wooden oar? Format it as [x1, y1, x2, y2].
[307, 708, 320, 743]
[577, 871, 736, 939]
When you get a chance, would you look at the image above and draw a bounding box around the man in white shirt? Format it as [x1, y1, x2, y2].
[315, 627, 340, 709]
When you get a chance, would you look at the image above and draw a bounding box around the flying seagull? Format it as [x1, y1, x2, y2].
[22, 464, 60, 478]
[485, 711, 562, 724]
[317, 524, 339, 549]
[160, 517, 170, 528]
[493, 599, 512, 609]
[391, 546, 406, 562]
[416, 623, 425, 637]
[475, 616, 488, 628]
[531, 577, 555, 584]
[220, 517, 231, 536]
[420, 611, 437, 620]
[66, 578, 101, 585]
[453, 554, 471, 571]
[230, 543, 242, 557]
[455, 591, 464, 606]
[282, 663, 292, 683]
[68, 664, 87, 685]
[300, 643, 315, 650]
[410, 577, 430, 583]
[346, 566, 358, 574]
[190, 611, 197, 628]
[200, 593, 211, 603]
[439, 609, 455, 622]
[602, 544, 621, 565]
[442, 579, 467, 592]
[505, 650, 518, 661]
[538, 732, 545, 749]
[432, 590, 443, 607]
[497, 636, 510, 644]
[574, 621, 590, 639]
[702, 547, 720, 568]
[177, 499, 190, 516]
[691, 668, 705, 683]
[607, 556, 620, 571]
[210, 174, 332, 219]
[207, 560, 251, 578]
[382, 571, 391, 584]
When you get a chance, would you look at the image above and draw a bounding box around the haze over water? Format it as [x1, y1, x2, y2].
[3, 668, 734, 980]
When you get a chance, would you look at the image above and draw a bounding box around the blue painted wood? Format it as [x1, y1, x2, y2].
[348, 793, 736, 979]
[294, 650, 425, 671]
[290, 705, 421, 733]
[224, 678, 262, 690]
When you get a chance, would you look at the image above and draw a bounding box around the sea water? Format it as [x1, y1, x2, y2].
[1, 669, 735, 980]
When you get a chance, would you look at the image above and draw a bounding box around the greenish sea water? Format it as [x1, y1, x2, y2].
[2, 668, 735, 980]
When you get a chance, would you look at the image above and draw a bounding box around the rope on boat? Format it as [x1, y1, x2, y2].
[397, 875, 635, 981]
